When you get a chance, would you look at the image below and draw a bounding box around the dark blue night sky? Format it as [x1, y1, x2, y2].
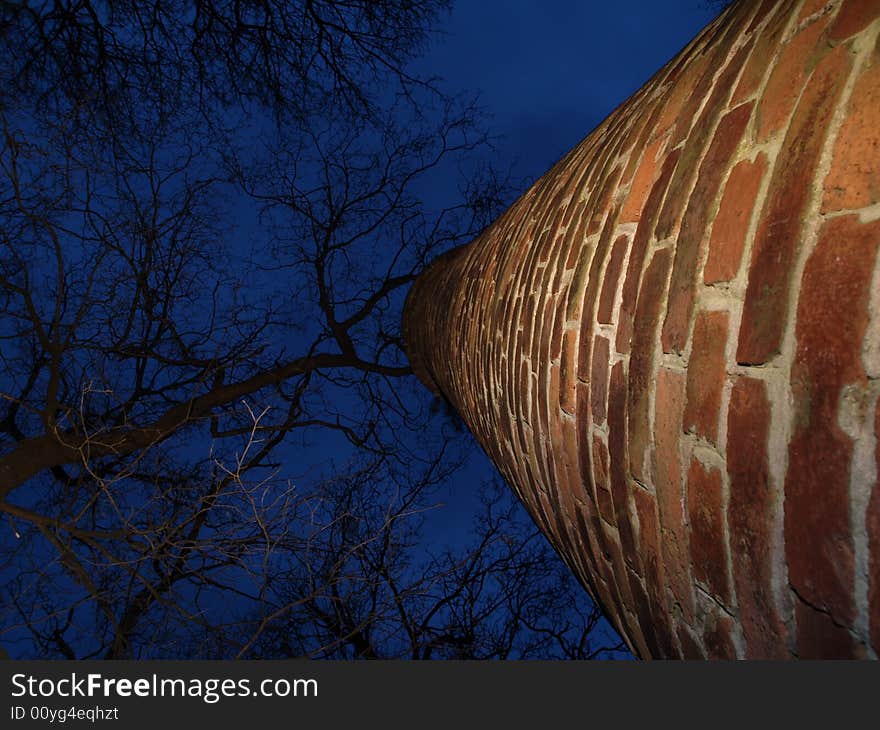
[422, 1, 719, 185]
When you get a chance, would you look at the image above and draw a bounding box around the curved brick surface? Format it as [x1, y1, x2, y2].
[403, 0, 880, 659]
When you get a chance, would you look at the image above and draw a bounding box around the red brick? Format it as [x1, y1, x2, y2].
[656, 40, 755, 241]
[687, 458, 730, 604]
[669, 18, 745, 151]
[547, 360, 561, 429]
[727, 376, 789, 658]
[654, 52, 708, 140]
[677, 624, 705, 659]
[732, 1, 790, 104]
[628, 248, 672, 482]
[565, 228, 594, 322]
[551, 482, 581, 570]
[616, 149, 681, 354]
[562, 202, 587, 269]
[573, 505, 612, 604]
[661, 102, 752, 355]
[585, 164, 622, 236]
[738, 44, 852, 365]
[590, 335, 610, 425]
[798, 0, 831, 21]
[608, 361, 640, 570]
[552, 153, 584, 211]
[402, 0, 880, 661]
[795, 600, 858, 659]
[829, 0, 880, 40]
[535, 229, 553, 268]
[785, 215, 880, 628]
[621, 104, 664, 185]
[756, 16, 830, 142]
[559, 328, 578, 415]
[703, 611, 738, 660]
[621, 138, 664, 223]
[704, 154, 767, 284]
[591, 577, 625, 646]
[653, 368, 695, 622]
[521, 291, 536, 332]
[633, 488, 675, 657]
[576, 382, 609, 566]
[536, 490, 561, 546]
[597, 517, 631, 597]
[563, 165, 593, 221]
[560, 417, 583, 502]
[577, 204, 621, 372]
[514, 474, 540, 531]
[729, 0, 768, 31]
[746, 0, 783, 34]
[564, 152, 601, 220]
[627, 569, 662, 658]
[683, 310, 729, 444]
[550, 295, 566, 359]
[822, 36, 880, 213]
[613, 578, 651, 659]
[532, 293, 553, 371]
[593, 435, 616, 526]
[597, 234, 629, 324]
[518, 359, 530, 418]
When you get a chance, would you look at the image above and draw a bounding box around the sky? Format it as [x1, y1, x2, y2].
[421, 0, 720, 185]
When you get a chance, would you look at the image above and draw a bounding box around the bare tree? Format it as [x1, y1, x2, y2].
[0, 1, 618, 659]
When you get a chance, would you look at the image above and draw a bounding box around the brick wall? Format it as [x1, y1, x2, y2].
[402, 0, 880, 659]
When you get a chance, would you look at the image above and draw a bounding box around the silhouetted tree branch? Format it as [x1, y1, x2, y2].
[232, 477, 626, 660]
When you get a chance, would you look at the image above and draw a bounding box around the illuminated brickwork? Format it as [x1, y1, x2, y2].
[403, 0, 880, 658]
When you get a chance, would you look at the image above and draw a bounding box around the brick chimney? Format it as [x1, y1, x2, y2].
[403, 0, 880, 658]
